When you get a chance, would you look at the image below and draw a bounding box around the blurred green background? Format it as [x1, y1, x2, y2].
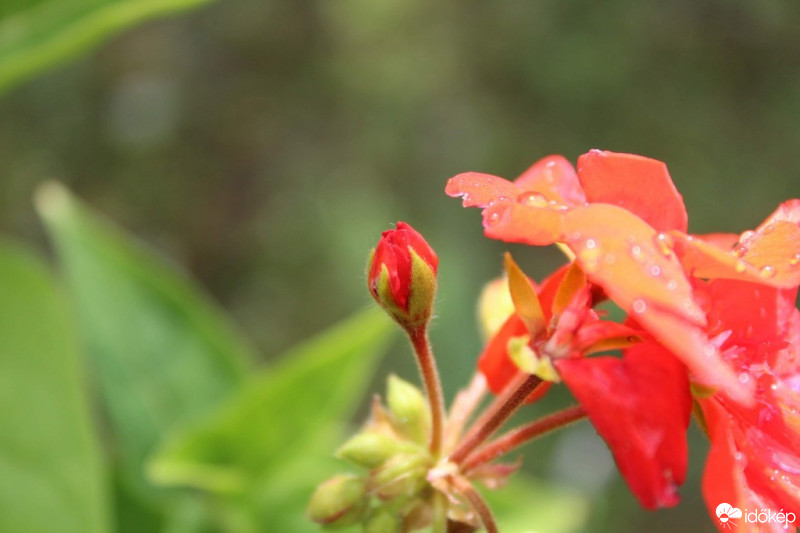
[1, 1, 799, 532]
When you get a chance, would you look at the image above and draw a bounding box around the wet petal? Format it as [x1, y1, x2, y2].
[513, 155, 586, 206]
[556, 343, 691, 509]
[445, 172, 520, 208]
[563, 204, 703, 324]
[482, 201, 566, 246]
[577, 150, 688, 232]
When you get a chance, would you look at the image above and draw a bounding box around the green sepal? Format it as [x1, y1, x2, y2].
[386, 375, 431, 445]
[308, 474, 368, 528]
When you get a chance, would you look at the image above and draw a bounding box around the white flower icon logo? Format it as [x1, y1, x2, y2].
[716, 503, 742, 528]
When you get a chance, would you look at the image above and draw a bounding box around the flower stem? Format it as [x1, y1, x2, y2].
[450, 476, 498, 533]
[443, 372, 487, 453]
[432, 490, 448, 533]
[448, 374, 542, 465]
[409, 327, 446, 457]
[461, 405, 586, 473]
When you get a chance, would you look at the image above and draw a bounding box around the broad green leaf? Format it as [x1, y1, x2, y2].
[0, 241, 109, 533]
[148, 307, 395, 497]
[0, 0, 214, 95]
[485, 475, 589, 533]
[35, 182, 255, 500]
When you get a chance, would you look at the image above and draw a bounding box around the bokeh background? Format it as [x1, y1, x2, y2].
[1, 1, 799, 531]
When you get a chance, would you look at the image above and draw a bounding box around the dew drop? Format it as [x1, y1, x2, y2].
[666, 279, 678, 290]
[517, 191, 548, 207]
[770, 382, 779, 391]
[759, 265, 776, 279]
[486, 211, 500, 226]
[569, 231, 582, 242]
[654, 233, 674, 256]
[740, 230, 756, 242]
[586, 238, 598, 249]
[734, 260, 747, 273]
[738, 372, 750, 384]
[578, 248, 602, 273]
[763, 224, 775, 235]
[632, 299, 647, 314]
[650, 265, 662, 276]
[789, 254, 800, 267]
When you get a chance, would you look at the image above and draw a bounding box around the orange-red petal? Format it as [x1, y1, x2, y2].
[446, 172, 521, 208]
[513, 155, 586, 206]
[556, 342, 691, 509]
[577, 150, 688, 233]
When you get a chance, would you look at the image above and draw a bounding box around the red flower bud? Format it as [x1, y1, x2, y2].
[368, 222, 438, 330]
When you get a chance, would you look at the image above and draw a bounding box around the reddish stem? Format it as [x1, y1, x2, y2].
[461, 405, 587, 473]
[450, 476, 498, 533]
[409, 327, 446, 457]
[448, 374, 542, 465]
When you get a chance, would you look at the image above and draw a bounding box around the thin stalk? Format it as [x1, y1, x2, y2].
[432, 490, 448, 533]
[450, 476, 498, 533]
[461, 405, 586, 473]
[443, 372, 488, 453]
[409, 327, 446, 457]
[448, 374, 542, 465]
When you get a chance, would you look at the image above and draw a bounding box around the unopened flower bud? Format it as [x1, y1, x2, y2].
[337, 431, 410, 469]
[373, 452, 430, 501]
[307, 475, 367, 528]
[386, 375, 430, 445]
[364, 510, 401, 533]
[368, 222, 438, 330]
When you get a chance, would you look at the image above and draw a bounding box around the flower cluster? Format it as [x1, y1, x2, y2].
[310, 150, 800, 533]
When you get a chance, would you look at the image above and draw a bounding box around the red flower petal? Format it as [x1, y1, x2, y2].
[477, 313, 528, 395]
[556, 342, 691, 509]
[446, 172, 521, 208]
[513, 155, 586, 206]
[482, 201, 566, 246]
[577, 150, 688, 233]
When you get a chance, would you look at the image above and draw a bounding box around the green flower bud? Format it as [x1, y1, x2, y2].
[307, 475, 367, 528]
[372, 452, 430, 501]
[337, 432, 405, 469]
[386, 375, 430, 445]
[364, 510, 401, 533]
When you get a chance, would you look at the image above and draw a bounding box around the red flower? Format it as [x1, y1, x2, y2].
[694, 277, 800, 531]
[368, 222, 438, 329]
[447, 150, 747, 402]
[477, 256, 691, 509]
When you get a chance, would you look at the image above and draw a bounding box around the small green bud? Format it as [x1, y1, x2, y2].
[364, 510, 401, 533]
[387, 375, 431, 444]
[337, 432, 404, 469]
[307, 475, 367, 528]
[372, 452, 430, 501]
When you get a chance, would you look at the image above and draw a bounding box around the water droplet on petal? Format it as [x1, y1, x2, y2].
[789, 254, 800, 267]
[734, 260, 747, 273]
[486, 211, 500, 226]
[654, 233, 674, 256]
[650, 265, 662, 276]
[517, 191, 548, 207]
[740, 230, 756, 242]
[666, 279, 678, 290]
[763, 224, 775, 235]
[759, 265, 776, 279]
[632, 299, 647, 314]
[578, 247, 602, 273]
[585, 238, 598, 249]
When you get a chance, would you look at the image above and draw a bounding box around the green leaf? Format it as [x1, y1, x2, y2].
[0, 0, 214, 95]
[0, 241, 110, 533]
[148, 307, 395, 496]
[484, 475, 589, 533]
[35, 182, 255, 499]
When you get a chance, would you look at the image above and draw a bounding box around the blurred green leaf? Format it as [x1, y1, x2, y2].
[485, 475, 589, 533]
[0, 241, 110, 533]
[0, 0, 214, 95]
[35, 182, 255, 500]
[148, 307, 394, 527]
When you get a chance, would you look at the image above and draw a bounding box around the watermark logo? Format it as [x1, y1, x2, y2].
[716, 502, 796, 529]
[716, 503, 742, 528]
